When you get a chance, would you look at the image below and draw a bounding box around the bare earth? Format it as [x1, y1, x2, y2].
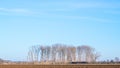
[0, 64, 120, 68]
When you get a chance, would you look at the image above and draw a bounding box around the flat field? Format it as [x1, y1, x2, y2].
[0, 64, 120, 68]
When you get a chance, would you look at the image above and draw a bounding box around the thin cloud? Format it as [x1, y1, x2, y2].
[68, 2, 120, 9]
[104, 10, 120, 15]
[38, 1, 120, 11]
[0, 8, 113, 23]
[34, 12, 111, 23]
[0, 8, 33, 14]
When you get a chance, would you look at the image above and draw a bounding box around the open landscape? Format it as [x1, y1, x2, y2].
[0, 44, 120, 68]
[0, 0, 120, 68]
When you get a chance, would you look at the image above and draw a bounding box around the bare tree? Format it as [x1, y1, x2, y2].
[28, 49, 33, 62]
[61, 45, 67, 62]
[46, 46, 51, 62]
[114, 57, 119, 62]
[77, 46, 83, 62]
[28, 45, 40, 62]
[28, 44, 100, 63]
[39, 45, 45, 62]
[51, 44, 58, 62]
[70, 46, 76, 62]
[76, 45, 100, 62]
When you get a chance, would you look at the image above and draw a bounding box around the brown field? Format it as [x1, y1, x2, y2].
[0, 64, 120, 68]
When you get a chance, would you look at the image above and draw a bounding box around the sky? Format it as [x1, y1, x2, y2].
[0, 0, 120, 61]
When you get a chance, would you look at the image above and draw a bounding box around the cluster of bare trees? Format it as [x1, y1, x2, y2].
[27, 44, 100, 63]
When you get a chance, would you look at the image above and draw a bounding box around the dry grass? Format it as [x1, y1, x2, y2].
[0, 64, 120, 68]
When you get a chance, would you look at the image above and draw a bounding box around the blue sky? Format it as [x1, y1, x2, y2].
[0, 0, 120, 61]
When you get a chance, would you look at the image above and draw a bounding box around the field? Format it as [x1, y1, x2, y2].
[0, 64, 120, 68]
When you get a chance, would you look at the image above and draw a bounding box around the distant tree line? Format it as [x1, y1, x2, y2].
[27, 44, 100, 63]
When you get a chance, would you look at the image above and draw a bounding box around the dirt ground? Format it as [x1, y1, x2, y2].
[0, 64, 120, 68]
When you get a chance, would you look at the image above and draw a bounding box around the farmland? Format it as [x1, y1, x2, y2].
[0, 64, 120, 68]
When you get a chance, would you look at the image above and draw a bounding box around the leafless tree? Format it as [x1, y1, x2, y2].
[77, 46, 82, 61]
[28, 49, 33, 62]
[51, 44, 58, 62]
[76, 45, 100, 62]
[39, 45, 43, 62]
[70, 46, 76, 62]
[28, 44, 100, 63]
[61, 45, 67, 62]
[114, 57, 119, 62]
[45, 46, 51, 62]
[28, 45, 40, 62]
